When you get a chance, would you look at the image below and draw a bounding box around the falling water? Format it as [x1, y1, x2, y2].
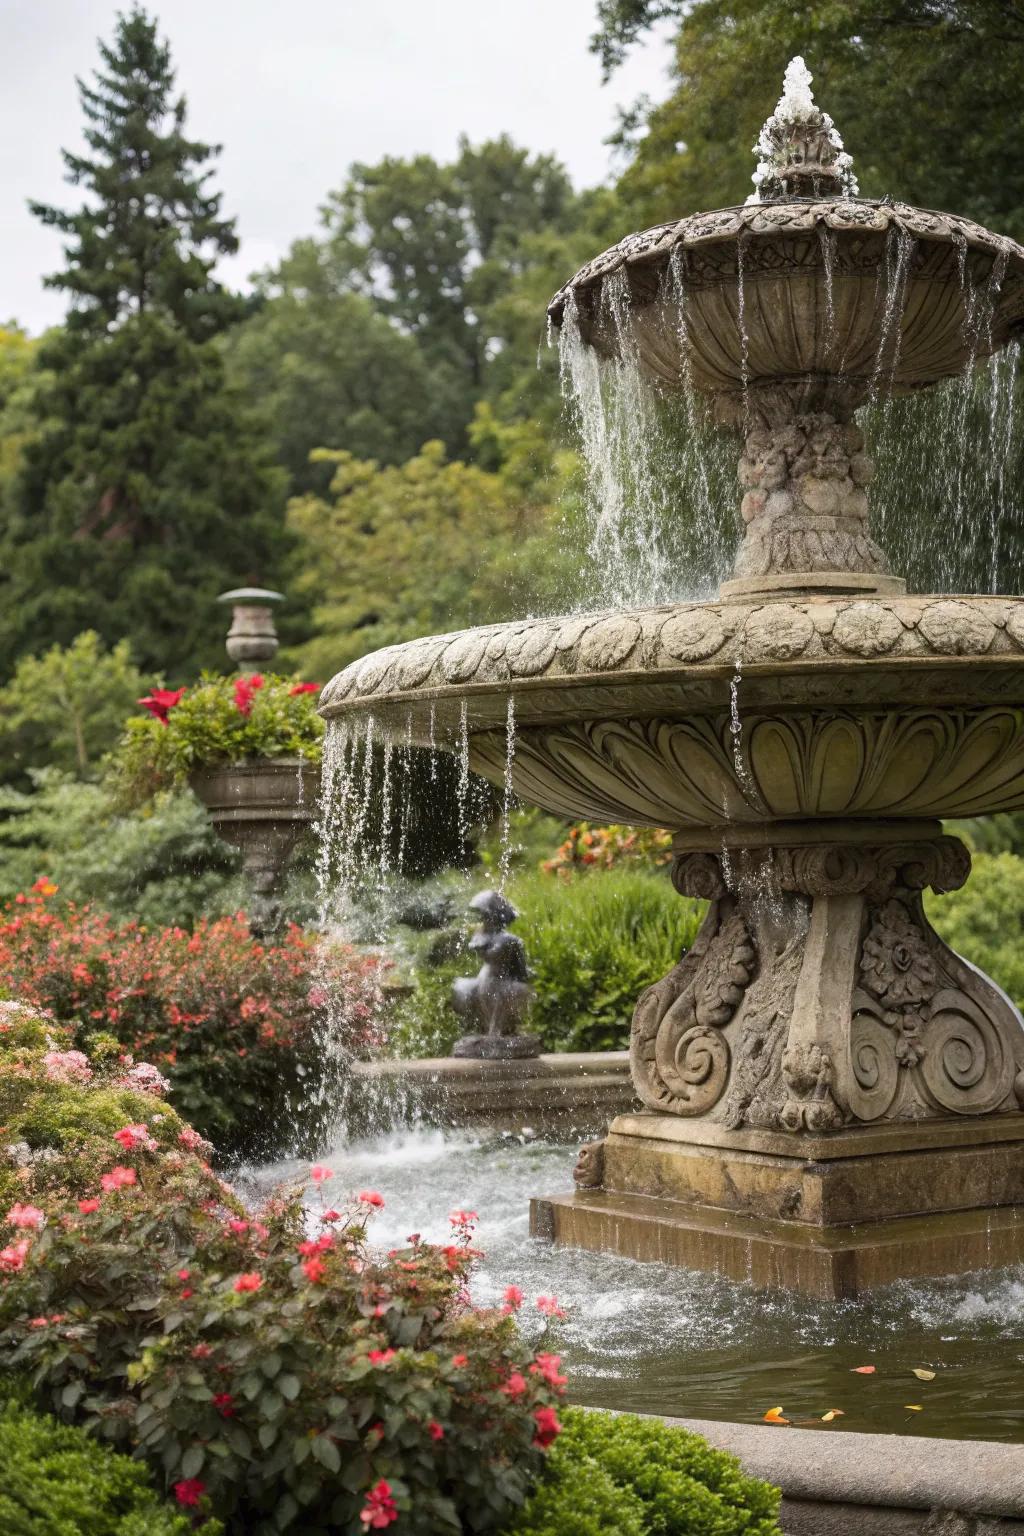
[498, 694, 517, 892]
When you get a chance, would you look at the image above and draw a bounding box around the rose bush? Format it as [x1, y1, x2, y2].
[0, 886, 385, 1156]
[0, 1018, 566, 1534]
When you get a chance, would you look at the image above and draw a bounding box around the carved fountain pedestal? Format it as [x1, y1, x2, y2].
[321, 64, 1024, 1295]
[535, 821, 1024, 1297]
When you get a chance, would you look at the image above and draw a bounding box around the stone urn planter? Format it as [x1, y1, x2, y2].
[190, 758, 319, 937]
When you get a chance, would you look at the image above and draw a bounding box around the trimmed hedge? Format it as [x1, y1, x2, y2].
[0, 1396, 221, 1536]
[505, 1409, 781, 1536]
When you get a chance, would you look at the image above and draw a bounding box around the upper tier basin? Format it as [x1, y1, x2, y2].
[320, 593, 1024, 831]
[548, 199, 1024, 424]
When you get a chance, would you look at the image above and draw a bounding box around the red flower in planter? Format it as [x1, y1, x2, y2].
[138, 688, 186, 725]
[532, 1406, 563, 1448]
[233, 673, 265, 716]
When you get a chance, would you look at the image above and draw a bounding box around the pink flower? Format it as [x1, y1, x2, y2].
[100, 1166, 137, 1192]
[0, 1240, 30, 1272]
[302, 1256, 326, 1283]
[174, 1478, 206, 1507]
[43, 1049, 92, 1084]
[178, 1127, 205, 1151]
[428, 1419, 444, 1440]
[530, 1352, 567, 1390]
[77, 1198, 101, 1214]
[360, 1479, 398, 1529]
[309, 1164, 334, 1183]
[367, 1348, 396, 1366]
[121, 1062, 170, 1095]
[233, 1272, 263, 1293]
[226, 1219, 249, 1236]
[449, 1209, 478, 1227]
[113, 1124, 156, 1152]
[6, 1203, 44, 1230]
[139, 688, 186, 726]
[450, 1353, 469, 1369]
[536, 1294, 566, 1319]
[502, 1284, 524, 1311]
[502, 1371, 528, 1399]
[533, 1406, 562, 1448]
[321, 1209, 342, 1224]
[289, 682, 320, 696]
[357, 1189, 384, 1208]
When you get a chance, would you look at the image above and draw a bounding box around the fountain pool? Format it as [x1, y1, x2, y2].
[248, 1129, 1024, 1444]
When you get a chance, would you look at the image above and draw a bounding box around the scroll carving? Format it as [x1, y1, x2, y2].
[629, 834, 1024, 1133]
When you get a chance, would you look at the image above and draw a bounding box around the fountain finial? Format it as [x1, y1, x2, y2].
[749, 55, 858, 204]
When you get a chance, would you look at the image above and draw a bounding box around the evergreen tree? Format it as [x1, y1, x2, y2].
[0, 6, 288, 681]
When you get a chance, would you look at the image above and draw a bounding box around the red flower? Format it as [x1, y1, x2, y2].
[428, 1419, 445, 1440]
[367, 1348, 396, 1366]
[174, 1478, 206, 1507]
[302, 1256, 326, 1284]
[233, 1271, 262, 1293]
[449, 1209, 478, 1227]
[78, 1198, 101, 1214]
[0, 1239, 30, 1272]
[309, 1164, 334, 1183]
[357, 1189, 384, 1208]
[360, 1479, 398, 1529]
[226, 1218, 249, 1236]
[450, 1354, 469, 1369]
[213, 1392, 235, 1417]
[100, 1166, 137, 1192]
[321, 1209, 342, 1224]
[6, 1203, 44, 1230]
[288, 682, 320, 695]
[191, 1343, 213, 1360]
[138, 688, 186, 725]
[531, 1352, 568, 1390]
[536, 1294, 566, 1319]
[502, 1371, 528, 1399]
[532, 1406, 562, 1448]
[233, 673, 265, 717]
[502, 1284, 524, 1310]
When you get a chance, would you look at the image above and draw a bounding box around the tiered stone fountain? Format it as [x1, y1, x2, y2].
[321, 61, 1024, 1296]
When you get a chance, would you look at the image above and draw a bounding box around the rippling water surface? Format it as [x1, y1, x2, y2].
[249, 1129, 1024, 1443]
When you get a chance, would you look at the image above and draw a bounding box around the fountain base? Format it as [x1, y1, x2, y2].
[531, 1111, 1024, 1297]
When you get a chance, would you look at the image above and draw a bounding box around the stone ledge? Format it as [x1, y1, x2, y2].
[658, 1415, 1024, 1529]
[348, 1051, 637, 1134]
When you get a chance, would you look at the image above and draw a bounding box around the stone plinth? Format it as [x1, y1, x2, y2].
[531, 1111, 1024, 1298]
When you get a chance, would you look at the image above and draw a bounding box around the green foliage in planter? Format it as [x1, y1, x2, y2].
[504, 1408, 781, 1536]
[110, 672, 323, 807]
[0, 771, 246, 928]
[387, 866, 703, 1057]
[0, 1395, 220, 1536]
[926, 851, 1024, 1013]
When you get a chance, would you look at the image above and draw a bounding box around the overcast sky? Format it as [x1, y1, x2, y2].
[1, 1, 675, 335]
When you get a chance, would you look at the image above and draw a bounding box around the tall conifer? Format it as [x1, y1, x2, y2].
[0, 7, 287, 679]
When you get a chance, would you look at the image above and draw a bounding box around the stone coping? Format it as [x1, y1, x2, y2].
[320, 593, 1024, 738]
[352, 1050, 631, 1083]
[546, 197, 1024, 326]
[608, 1110, 1024, 1161]
[656, 1415, 1024, 1520]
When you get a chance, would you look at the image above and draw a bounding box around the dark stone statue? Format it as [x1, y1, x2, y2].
[450, 890, 541, 1060]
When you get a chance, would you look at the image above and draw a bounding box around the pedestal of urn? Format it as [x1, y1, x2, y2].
[532, 820, 1024, 1296]
[190, 759, 318, 938]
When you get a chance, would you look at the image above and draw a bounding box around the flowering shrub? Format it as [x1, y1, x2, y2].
[0, 1023, 565, 1534]
[111, 672, 323, 806]
[541, 823, 672, 877]
[0, 885, 384, 1155]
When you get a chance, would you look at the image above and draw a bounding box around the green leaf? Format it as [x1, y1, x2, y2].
[310, 1434, 341, 1473]
[181, 1444, 205, 1480]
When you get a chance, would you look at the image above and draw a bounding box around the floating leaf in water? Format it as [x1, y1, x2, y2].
[850, 1365, 876, 1374]
[821, 1409, 845, 1422]
[763, 1406, 789, 1424]
[912, 1368, 936, 1381]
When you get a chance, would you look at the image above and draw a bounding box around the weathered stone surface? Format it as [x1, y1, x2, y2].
[918, 599, 998, 655]
[659, 607, 729, 662]
[832, 601, 903, 656]
[576, 614, 642, 671]
[742, 604, 815, 660]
